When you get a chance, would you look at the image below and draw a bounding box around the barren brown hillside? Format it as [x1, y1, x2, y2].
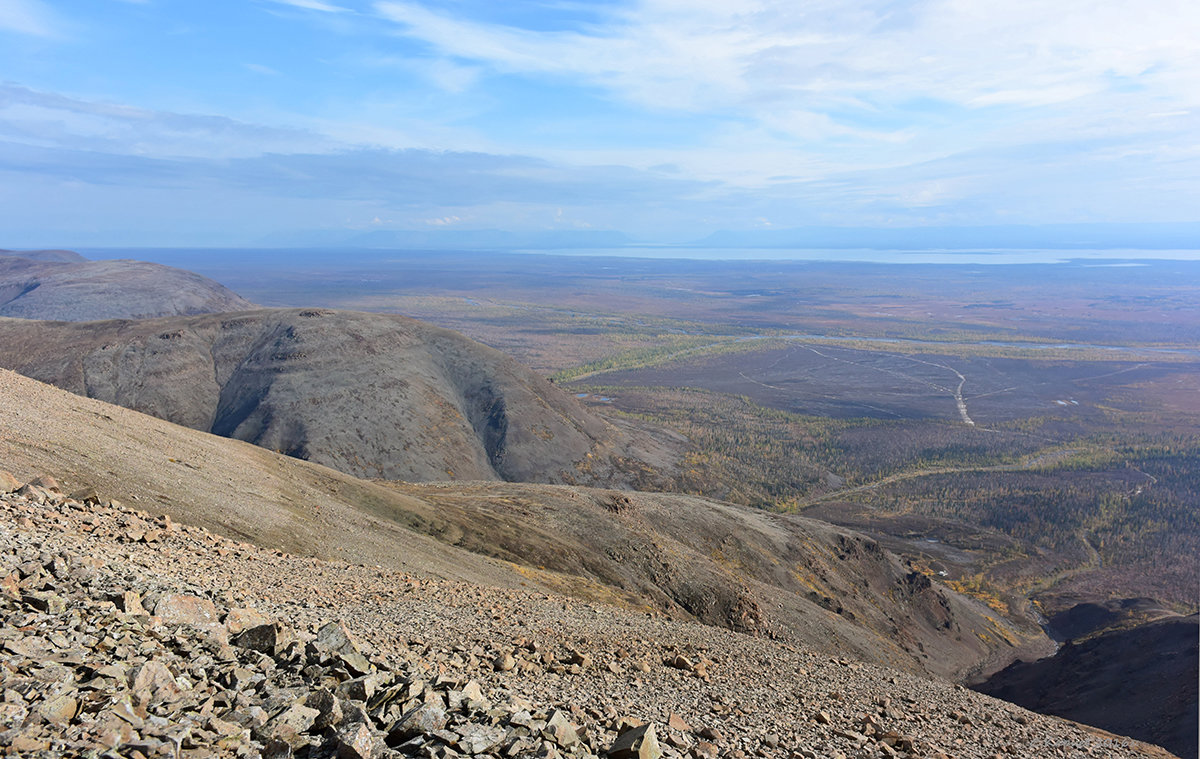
[0, 309, 682, 485]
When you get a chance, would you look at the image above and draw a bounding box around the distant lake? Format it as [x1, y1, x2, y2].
[506, 247, 1200, 264]
[80, 246, 1200, 268]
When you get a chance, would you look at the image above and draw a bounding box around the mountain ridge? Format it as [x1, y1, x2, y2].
[0, 308, 682, 486]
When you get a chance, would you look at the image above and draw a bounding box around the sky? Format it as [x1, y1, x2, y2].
[1, 0, 1198, 247]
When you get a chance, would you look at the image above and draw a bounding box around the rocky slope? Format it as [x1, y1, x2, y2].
[382, 481, 1048, 682]
[0, 251, 254, 320]
[0, 368, 1040, 682]
[0, 473, 1177, 759]
[0, 309, 681, 485]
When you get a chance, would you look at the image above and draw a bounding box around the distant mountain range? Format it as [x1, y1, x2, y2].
[256, 229, 635, 249]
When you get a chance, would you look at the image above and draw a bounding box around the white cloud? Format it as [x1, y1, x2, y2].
[372, 0, 1200, 127]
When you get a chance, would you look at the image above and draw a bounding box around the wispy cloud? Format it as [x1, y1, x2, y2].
[0, 84, 332, 158]
[244, 63, 281, 76]
[0, 0, 58, 37]
[268, 0, 351, 13]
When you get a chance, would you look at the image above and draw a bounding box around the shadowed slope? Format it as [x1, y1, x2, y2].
[975, 615, 1198, 759]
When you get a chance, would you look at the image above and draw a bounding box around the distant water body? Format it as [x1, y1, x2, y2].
[83, 246, 1200, 267]
[511, 247, 1200, 264]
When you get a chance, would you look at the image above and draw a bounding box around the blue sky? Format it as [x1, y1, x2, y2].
[1, 0, 1198, 247]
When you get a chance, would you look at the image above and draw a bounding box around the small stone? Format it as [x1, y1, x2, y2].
[36, 692, 79, 725]
[813, 711, 831, 725]
[494, 652, 516, 672]
[667, 713, 691, 733]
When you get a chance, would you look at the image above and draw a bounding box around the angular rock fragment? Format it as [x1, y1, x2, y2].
[262, 703, 320, 750]
[607, 723, 662, 759]
[388, 702, 449, 742]
[544, 710, 579, 747]
[337, 720, 377, 759]
[234, 622, 292, 656]
[312, 621, 373, 675]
